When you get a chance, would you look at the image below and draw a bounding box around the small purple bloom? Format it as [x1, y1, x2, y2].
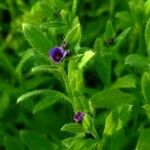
[74, 112, 84, 123]
[49, 47, 67, 63]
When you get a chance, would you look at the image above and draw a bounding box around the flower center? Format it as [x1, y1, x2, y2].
[54, 53, 62, 61]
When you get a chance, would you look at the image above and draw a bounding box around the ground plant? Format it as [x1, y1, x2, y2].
[1, 0, 150, 149]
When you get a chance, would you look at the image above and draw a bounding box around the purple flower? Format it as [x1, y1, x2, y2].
[73, 112, 84, 123]
[49, 47, 68, 63]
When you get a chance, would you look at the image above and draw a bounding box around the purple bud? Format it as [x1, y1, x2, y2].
[73, 112, 84, 123]
[49, 47, 67, 63]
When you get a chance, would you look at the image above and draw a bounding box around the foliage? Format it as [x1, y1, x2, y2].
[1, 0, 150, 149]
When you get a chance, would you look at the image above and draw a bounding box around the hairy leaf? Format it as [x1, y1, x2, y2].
[33, 90, 70, 113]
[61, 123, 84, 134]
[17, 89, 50, 103]
[64, 21, 81, 48]
[22, 23, 53, 58]
[31, 65, 62, 81]
[72, 0, 79, 17]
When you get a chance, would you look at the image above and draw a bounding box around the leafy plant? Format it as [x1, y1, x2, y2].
[1, 0, 150, 149]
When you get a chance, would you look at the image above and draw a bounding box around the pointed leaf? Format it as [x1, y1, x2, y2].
[33, 90, 70, 113]
[17, 89, 49, 103]
[103, 111, 118, 135]
[82, 114, 92, 131]
[64, 23, 81, 48]
[104, 104, 132, 136]
[22, 23, 53, 58]
[113, 27, 131, 52]
[104, 21, 115, 41]
[61, 123, 84, 134]
[78, 50, 95, 70]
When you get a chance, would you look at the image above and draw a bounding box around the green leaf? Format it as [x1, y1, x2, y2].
[68, 55, 82, 79]
[61, 123, 84, 134]
[82, 114, 92, 131]
[125, 54, 149, 70]
[96, 59, 112, 87]
[104, 21, 115, 41]
[103, 110, 118, 135]
[136, 128, 150, 150]
[111, 74, 136, 89]
[33, 90, 70, 113]
[17, 89, 49, 103]
[4, 136, 24, 150]
[145, 0, 150, 16]
[68, 139, 97, 150]
[95, 57, 112, 87]
[113, 27, 131, 52]
[31, 65, 57, 73]
[72, 0, 79, 17]
[62, 134, 85, 148]
[31, 65, 62, 81]
[70, 70, 84, 93]
[78, 50, 95, 70]
[73, 91, 89, 112]
[94, 38, 112, 86]
[22, 23, 53, 58]
[20, 130, 51, 150]
[143, 104, 150, 120]
[145, 18, 150, 55]
[64, 21, 81, 48]
[141, 72, 150, 103]
[118, 104, 132, 125]
[68, 55, 84, 93]
[115, 11, 133, 29]
[39, 2, 53, 17]
[90, 89, 134, 108]
[103, 104, 132, 135]
[40, 21, 66, 29]
[16, 49, 34, 79]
